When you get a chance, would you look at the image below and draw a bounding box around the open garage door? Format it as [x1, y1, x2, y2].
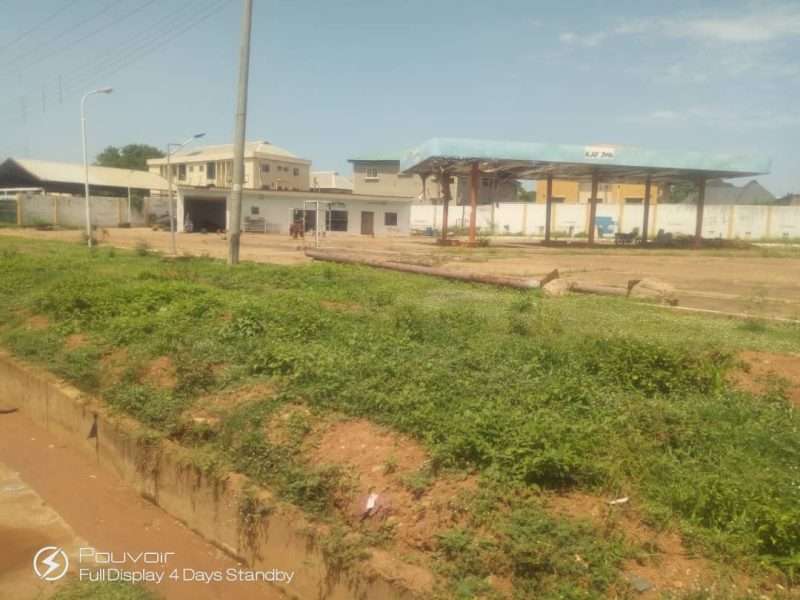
[185, 197, 226, 232]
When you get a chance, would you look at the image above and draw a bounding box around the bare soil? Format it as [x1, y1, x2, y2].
[310, 419, 477, 553]
[142, 355, 177, 389]
[3, 227, 798, 318]
[731, 351, 800, 405]
[547, 492, 756, 598]
[64, 333, 88, 350]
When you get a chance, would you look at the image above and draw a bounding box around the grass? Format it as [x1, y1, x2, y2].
[1, 237, 799, 598]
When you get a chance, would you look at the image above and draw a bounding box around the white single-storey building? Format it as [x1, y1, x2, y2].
[176, 187, 412, 236]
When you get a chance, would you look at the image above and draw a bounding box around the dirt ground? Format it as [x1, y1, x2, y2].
[2, 227, 799, 318]
[0, 410, 283, 600]
[730, 350, 800, 405]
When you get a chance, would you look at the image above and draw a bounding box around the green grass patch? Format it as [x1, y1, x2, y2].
[52, 579, 161, 600]
[1, 237, 798, 597]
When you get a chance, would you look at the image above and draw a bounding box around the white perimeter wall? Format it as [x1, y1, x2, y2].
[17, 194, 141, 227]
[410, 203, 800, 240]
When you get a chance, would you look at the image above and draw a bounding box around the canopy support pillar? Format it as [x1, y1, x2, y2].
[694, 177, 706, 249]
[544, 174, 553, 243]
[587, 171, 599, 245]
[440, 171, 451, 242]
[419, 173, 429, 202]
[641, 175, 652, 244]
[469, 162, 479, 243]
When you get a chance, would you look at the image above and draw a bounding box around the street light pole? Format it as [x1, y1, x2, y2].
[166, 133, 205, 255]
[80, 87, 113, 248]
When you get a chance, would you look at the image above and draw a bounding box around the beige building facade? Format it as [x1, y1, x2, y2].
[349, 158, 458, 201]
[147, 141, 311, 192]
[536, 179, 663, 205]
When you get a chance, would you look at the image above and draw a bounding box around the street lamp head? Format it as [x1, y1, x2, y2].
[93, 87, 113, 94]
[193, 132, 206, 139]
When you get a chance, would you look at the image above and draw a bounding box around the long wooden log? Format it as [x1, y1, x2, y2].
[305, 250, 542, 289]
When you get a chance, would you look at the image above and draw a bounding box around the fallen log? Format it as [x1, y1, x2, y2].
[305, 250, 547, 289]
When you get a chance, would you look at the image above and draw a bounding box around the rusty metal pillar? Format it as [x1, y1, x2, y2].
[440, 171, 451, 242]
[587, 171, 599, 244]
[693, 177, 706, 249]
[468, 162, 479, 243]
[641, 175, 652, 244]
[544, 174, 553, 243]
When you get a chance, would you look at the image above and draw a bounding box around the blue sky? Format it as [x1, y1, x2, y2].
[0, 0, 798, 195]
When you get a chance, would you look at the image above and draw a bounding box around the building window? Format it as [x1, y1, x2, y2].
[551, 197, 565, 204]
[329, 210, 348, 231]
[178, 164, 186, 181]
[250, 205, 260, 215]
[481, 177, 491, 187]
[261, 162, 270, 173]
[384, 212, 398, 226]
[625, 197, 644, 204]
[366, 167, 379, 179]
[293, 167, 299, 176]
[207, 162, 216, 179]
[189, 165, 194, 172]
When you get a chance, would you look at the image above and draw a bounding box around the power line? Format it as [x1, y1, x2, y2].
[58, 0, 223, 92]
[0, 0, 231, 128]
[0, 0, 211, 117]
[0, 0, 160, 74]
[0, 1, 80, 55]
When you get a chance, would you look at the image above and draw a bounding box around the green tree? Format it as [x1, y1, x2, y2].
[95, 144, 164, 171]
[665, 181, 695, 203]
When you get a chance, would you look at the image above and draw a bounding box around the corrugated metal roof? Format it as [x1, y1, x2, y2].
[147, 140, 310, 165]
[400, 137, 771, 183]
[11, 158, 168, 190]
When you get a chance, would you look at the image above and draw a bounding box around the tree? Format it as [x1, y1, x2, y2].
[665, 181, 695, 203]
[95, 144, 164, 171]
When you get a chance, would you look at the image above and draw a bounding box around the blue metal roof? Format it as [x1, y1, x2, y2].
[399, 138, 770, 183]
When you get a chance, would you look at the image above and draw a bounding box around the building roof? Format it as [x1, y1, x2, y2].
[687, 179, 776, 205]
[347, 151, 403, 162]
[148, 140, 310, 165]
[399, 137, 770, 184]
[0, 158, 168, 191]
[310, 171, 353, 191]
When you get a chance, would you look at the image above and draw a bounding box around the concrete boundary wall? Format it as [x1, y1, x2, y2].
[0, 351, 430, 600]
[410, 203, 800, 240]
[13, 194, 170, 228]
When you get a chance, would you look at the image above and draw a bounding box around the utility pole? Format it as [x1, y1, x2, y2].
[228, 0, 253, 266]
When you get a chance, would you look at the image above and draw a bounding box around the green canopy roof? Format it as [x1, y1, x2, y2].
[399, 138, 770, 183]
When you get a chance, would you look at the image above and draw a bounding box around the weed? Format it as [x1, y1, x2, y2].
[238, 486, 273, 555]
[2, 237, 799, 596]
[134, 239, 150, 256]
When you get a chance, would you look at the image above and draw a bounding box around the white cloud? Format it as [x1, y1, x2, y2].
[559, 31, 607, 47]
[561, 3, 800, 46]
[625, 106, 800, 129]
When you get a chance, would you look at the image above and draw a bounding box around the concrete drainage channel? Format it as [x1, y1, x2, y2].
[0, 351, 431, 600]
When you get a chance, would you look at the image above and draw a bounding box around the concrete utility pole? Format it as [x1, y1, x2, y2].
[228, 0, 253, 266]
[80, 87, 113, 248]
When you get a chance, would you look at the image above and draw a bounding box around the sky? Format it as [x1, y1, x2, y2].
[0, 0, 798, 195]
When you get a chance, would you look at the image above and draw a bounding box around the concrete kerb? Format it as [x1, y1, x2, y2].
[0, 350, 432, 600]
